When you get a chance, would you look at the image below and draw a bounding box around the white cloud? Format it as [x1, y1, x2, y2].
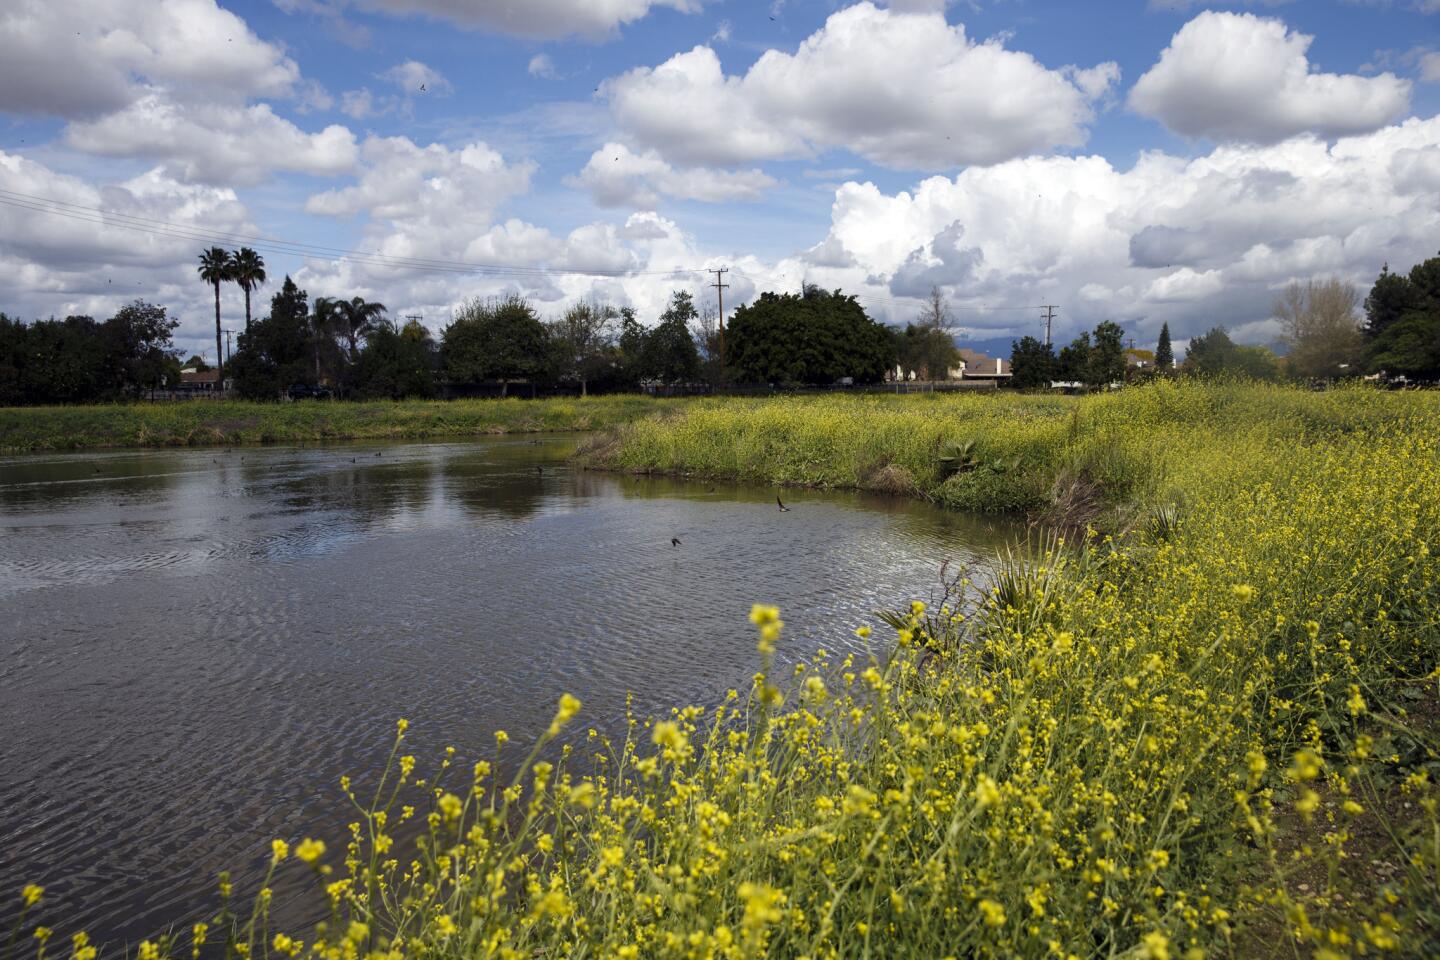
[604, 2, 1116, 170]
[528, 54, 558, 79]
[352, 0, 701, 39]
[306, 136, 533, 224]
[568, 143, 778, 207]
[1130, 11, 1411, 143]
[0, 150, 260, 361]
[65, 93, 360, 186]
[381, 59, 451, 94]
[788, 116, 1440, 347]
[0, 0, 300, 118]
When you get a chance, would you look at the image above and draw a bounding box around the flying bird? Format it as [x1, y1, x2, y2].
[776, 495, 791, 512]
[671, 537, 682, 547]
[419, 83, 426, 92]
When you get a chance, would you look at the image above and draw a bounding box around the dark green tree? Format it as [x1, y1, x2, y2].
[727, 286, 894, 385]
[1183, 327, 1236, 378]
[333, 297, 388, 362]
[197, 246, 232, 377]
[1088, 321, 1127, 386]
[1363, 256, 1440, 379]
[639, 292, 702, 383]
[1055, 332, 1091, 382]
[103, 300, 178, 397]
[1155, 322, 1174, 371]
[229, 247, 267, 333]
[229, 277, 313, 399]
[1009, 335, 1055, 389]
[350, 319, 438, 398]
[442, 296, 550, 393]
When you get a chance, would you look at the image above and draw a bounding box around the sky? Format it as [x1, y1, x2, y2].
[1, 0, 1438, 363]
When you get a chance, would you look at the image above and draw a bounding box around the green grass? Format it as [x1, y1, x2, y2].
[0, 396, 675, 453]
[584, 382, 1437, 523]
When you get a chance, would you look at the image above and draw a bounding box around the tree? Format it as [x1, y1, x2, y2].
[1055, 332, 1091, 382]
[229, 277, 313, 399]
[895, 324, 959, 380]
[1155, 322, 1174, 371]
[197, 247, 232, 379]
[918, 286, 951, 330]
[690, 302, 724, 385]
[1275, 277, 1362, 379]
[229, 248, 267, 333]
[1363, 256, 1440, 380]
[728, 287, 894, 385]
[1088, 321, 1126, 386]
[548, 299, 617, 395]
[333, 296, 388, 362]
[183, 355, 211, 372]
[1363, 264, 1424, 339]
[309, 297, 339, 383]
[1009, 336, 1055, 389]
[1183, 327, 1236, 378]
[350, 319, 438, 398]
[640, 291, 702, 383]
[616, 307, 648, 386]
[442, 296, 550, 393]
[104, 300, 178, 397]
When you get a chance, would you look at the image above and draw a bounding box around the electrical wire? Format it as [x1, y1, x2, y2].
[0, 187, 708, 281]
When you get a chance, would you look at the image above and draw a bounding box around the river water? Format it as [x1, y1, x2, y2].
[0, 437, 1016, 943]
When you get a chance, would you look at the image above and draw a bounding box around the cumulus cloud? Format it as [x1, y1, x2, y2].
[604, 2, 1117, 169]
[0, 0, 300, 118]
[793, 117, 1440, 347]
[351, 0, 701, 39]
[65, 93, 359, 186]
[1130, 11, 1411, 143]
[528, 54, 558, 79]
[568, 143, 777, 207]
[306, 137, 532, 224]
[0, 150, 260, 359]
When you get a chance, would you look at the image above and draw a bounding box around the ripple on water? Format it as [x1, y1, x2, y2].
[0, 439, 1016, 941]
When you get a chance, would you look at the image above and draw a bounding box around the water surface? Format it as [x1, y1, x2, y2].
[0, 437, 1016, 942]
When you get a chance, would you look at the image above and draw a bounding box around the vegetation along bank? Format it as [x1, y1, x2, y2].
[15, 380, 1440, 957]
[0, 395, 672, 453]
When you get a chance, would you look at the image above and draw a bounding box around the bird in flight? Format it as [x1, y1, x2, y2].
[776, 495, 791, 512]
[671, 537, 682, 547]
[419, 83, 427, 92]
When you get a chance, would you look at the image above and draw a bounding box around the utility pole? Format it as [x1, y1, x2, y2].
[222, 328, 235, 367]
[1041, 305, 1058, 347]
[709, 267, 729, 386]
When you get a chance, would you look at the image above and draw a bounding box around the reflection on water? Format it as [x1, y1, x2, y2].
[0, 438, 1017, 943]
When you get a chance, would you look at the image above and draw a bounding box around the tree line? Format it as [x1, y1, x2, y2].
[1009, 255, 1440, 388]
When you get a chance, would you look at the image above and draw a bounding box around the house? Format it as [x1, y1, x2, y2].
[951, 349, 1012, 381]
[178, 369, 228, 395]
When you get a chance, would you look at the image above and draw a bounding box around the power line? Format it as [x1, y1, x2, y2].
[0, 187, 710, 282]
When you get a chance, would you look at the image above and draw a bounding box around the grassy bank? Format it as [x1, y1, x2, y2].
[13, 382, 1440, 958]
[583, 383, 1436, 523]
[0, 396, 673, 453]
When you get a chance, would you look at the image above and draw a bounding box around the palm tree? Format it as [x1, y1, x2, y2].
[197, 247, 232, 381]
[229, 247, 267, 333]
[309, 297, 339, 384]
[333, 297, 388, 361]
